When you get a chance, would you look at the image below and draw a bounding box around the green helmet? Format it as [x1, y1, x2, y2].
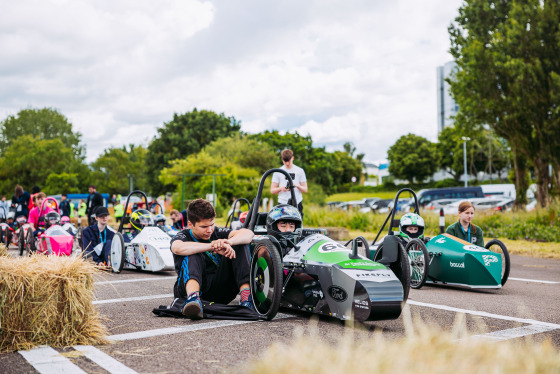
[398, 213, 425, 241]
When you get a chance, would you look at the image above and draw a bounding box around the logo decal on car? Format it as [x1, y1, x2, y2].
[450, 262, 465, 268]
[482, 254, 498, 266]
[463, 245, 488, 252]
[328, 286, 348, 302]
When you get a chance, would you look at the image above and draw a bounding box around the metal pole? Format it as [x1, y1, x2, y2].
[129, 175, 133, 194]
[463, 139, 468, 187]
[212, 176, 216, 207]
[181, 175, 185, 211]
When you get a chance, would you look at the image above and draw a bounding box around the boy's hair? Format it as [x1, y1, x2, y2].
[281, 149, 293, 162]
[62, 193, 67, 197]
[187, 199, 215, 224]
[35, 192, 47, 200]
[169, 209, 180, 216]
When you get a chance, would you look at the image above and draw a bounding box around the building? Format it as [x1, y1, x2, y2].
[437, 61, 459, 133]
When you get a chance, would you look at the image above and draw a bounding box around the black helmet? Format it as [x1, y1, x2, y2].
[45, 211, 61, 228]
[130, 209, 154, 230]
[154, 213, 166, 226]
[266, 204, 302, 246]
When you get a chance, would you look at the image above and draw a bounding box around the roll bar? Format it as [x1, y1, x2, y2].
[371, 188, 419, 246]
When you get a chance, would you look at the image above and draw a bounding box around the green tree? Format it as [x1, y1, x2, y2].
[146, 109, 241, 194]
[91, 145, 148, 195]
[449, 0, 560, 206]
[387, 134, 438, 184]
[0, 135, 76, 194]
[44, 173, 81, 194]
[0, 108, 84, 158]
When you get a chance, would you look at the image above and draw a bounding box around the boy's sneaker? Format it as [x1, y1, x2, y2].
[182, 292, 203, 320]
[239, 299, 255, 311]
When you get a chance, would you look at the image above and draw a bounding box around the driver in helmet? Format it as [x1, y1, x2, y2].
[266, 204, 302, 254]
[154, 213, 166, 226]
[6, 211, 15, 229]
[127, 209, 154, 241]
[44, 211, 61, 229]
[397, 213, 425, 243]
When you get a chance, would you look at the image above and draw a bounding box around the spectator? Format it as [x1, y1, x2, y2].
[0, 195, 10, 221]
[114, 199, 124, 223]
[59, 193, 72, 218]
[170, 209, 188, 230]
[446, 201, 484, 246]
[271, 149, 308, 218]
[78, 200, 87, 219]
[12, 185, 31, 219]
[82, 207, 115, 266]
[85, 185, 104, 225]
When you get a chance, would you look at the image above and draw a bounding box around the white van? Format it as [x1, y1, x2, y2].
[480, 184, 516, 199]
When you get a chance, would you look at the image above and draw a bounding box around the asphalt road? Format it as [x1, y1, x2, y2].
[2, 248, 559, 374]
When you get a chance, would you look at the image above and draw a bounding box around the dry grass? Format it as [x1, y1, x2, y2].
[499, 238, 560, 259]
[240, 314, 560, 374]
[0, 255, 108, 352]
[0, 244, 8, 257]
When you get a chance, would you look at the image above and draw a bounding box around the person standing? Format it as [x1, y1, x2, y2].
[85, 185, 104, 226]
[0, 195, 10, 221]
[270, 149, 308, 217]
[59, 193, 71, 218]
[11, 185, 31, 219]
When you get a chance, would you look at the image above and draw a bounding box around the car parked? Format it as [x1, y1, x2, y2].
[423, 198, 462, 212]
[360, 199, 393, 214]
[474, 198, 514, 212]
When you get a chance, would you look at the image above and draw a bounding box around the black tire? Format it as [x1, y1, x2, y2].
[25, 228, 35, 256]
[5, 230, 11, 248]
[485, 239, 510, 286]
[374, 241, 411, 302]
[250, 238, 283, 320]
[18, 229, 25, 256]
[405, 238, 429, 289]
[76, 226, 84, 251]
[109, 232, 125, 273]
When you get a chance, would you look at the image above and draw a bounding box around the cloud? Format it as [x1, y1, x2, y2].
[0, 0, 462, 163]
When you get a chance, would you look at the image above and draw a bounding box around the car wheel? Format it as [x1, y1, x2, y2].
[250, 238, 283, 320]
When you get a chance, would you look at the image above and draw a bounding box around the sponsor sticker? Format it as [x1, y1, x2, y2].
[482, 254, 498, 266]
[435, 237, 446, 244]
[318, 242, 350, 253]
[463, 245, 488, 252]
[328, 286, 348, 302]
[450, 262, 465, 268]
[345, 269, 397, 282]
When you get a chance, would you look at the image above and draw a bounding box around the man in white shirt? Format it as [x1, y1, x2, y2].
[271, 149, 308, 217]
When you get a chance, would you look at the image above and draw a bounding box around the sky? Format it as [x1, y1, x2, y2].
[0, 0, 463, 164]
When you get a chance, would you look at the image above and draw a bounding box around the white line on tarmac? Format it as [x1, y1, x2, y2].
[108, 313, 293, 342]
[73, 345, 138, 374]
[473, 324, 558, 341]
[95, 276, 176, 285]
[408, 300, 560, 329]
[93, 294, 174, 304]
[19, 346, 87, 374]
[509, 277, 560, 284]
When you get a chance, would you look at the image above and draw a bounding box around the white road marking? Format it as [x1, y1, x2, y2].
[19, 346, 87, 374]
[109, 313, 293, 342]
[408, 300, 560, 329]
[473, 324, 558, 341]
[509, 277, 560, 284]
[95, 276, 175, 285]
[73, 345, 138, 374]
[93, 294, 174, 305]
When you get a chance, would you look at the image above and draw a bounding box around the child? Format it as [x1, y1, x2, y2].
[445, 201, 484, 246]
[397, 213, 425, 242]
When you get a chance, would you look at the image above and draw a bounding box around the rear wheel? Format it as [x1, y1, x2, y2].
[405, 239, 429, 289]
[373, 240, 410, 302]
[109, 233, 125, 273]
[25, 229, 35, 256]
[250, 238, 283, 320]
[76, 226, 84, 251]
[18, 229, 25, 256]
[485, 239, 510, 286]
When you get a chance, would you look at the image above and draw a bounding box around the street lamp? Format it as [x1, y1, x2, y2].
[462, 137, 470, 187]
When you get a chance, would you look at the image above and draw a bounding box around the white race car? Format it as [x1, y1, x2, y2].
[109, 190, 175, 273]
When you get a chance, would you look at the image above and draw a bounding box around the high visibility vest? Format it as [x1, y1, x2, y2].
[78, 202, 87, 217]
[114, 203, 124, 218]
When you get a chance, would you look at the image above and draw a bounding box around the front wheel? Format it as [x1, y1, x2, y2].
[405, 239, 429, 289]
[250, 238, 283, 320]
[18, 229, 25, 256]
[109, 233, 125, 273]
[25, 229, 35, 256]
[485, 239, 510, 286]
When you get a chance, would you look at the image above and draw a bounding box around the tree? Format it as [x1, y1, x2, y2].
[449, 0, 560, 206]
[91, 145, 148, 195]
[44, 173, 81, 194]
[0, 135, 78, 194]
[146, 109, 241, 194]
[0, 108, 84, 158]
[387, 134, 438, 184]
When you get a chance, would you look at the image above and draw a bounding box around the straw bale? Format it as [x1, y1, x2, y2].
[240, 315, 560, 374]
[0, 255, 108, 352]
[0, 244, 8, 257]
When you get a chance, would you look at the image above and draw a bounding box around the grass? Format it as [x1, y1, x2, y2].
[326, 191, 400, 202]
[239, 313, 560, 374]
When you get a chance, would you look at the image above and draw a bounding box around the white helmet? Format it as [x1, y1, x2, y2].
[398, 213, 425, 240]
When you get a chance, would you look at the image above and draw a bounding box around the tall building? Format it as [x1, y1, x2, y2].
[437, 61, 459, 133]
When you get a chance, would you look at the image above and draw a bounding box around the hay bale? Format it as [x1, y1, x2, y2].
[0, 244, 8, 257]
[240, 316, 560, 374]
[0, 255, 108, 352]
